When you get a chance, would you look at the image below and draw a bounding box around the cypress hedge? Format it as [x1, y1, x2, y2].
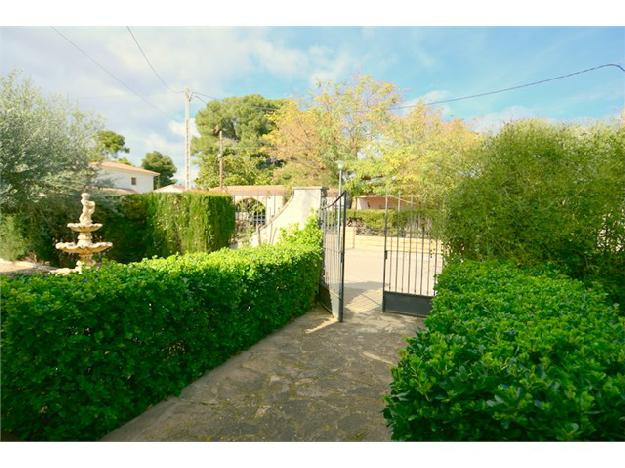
[384, 260, 625, 441]
[0, 192, 236, 266]
[0, 220, 322, 441]
[99, 193, 236, 263]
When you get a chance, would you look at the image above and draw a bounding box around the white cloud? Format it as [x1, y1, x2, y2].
[168, 118, 199, 139]
[469, 105, 537, 133]
[400, 89, 453, 116]
[2, 27, 367, 185]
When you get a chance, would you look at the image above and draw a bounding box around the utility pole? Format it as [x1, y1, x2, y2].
[184, 88, 192, 190]
[218, 129, 224, 190]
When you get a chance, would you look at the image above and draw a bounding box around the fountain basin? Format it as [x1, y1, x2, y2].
[67, 223, 103, 233]
[55, 242, 113, 255]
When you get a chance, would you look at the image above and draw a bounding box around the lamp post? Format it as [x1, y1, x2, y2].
[337, 160, 345, 195]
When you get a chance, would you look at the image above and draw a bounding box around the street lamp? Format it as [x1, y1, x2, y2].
[337, 160, 345, 195]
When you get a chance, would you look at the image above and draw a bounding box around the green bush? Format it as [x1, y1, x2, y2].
[0, 226, 322, 441]
[4, 192, 235, 266]
[99, 192, 236, 263]
[347, 208, 432, 235]
[384, 260, 625, 441]
[444, 120, 625, 309]
[0, 214, 28, 260]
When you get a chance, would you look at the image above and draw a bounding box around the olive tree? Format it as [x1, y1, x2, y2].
[1, 71, 102, 213]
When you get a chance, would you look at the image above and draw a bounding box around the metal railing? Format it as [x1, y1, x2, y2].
[319, 191, 347, 322]
[382, 194, 444, 316]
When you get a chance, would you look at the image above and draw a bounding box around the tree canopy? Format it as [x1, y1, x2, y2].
[192, 94, 285, 188]
[95, 129, 129, 161]
[349, 103, 481, 209]
[266, 75, 400, 186]
[0, 71, 102, 213]
[142, 151, 177, 188]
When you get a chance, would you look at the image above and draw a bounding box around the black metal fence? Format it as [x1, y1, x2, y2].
[319, 191, 347, 322]
[382, 195, 444, 316]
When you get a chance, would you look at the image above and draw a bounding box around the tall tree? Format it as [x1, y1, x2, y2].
[95, 129, 129, 161]
[142, 151, 177, 189]
[351, 103, 482, 209]
[0, 70, 102, 213]
[116, 157, 133, 166]
[192, 94, 285, 188]
[266, 75, 400, 186]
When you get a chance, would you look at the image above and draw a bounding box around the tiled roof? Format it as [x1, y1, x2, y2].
[209, 185, 290, 196]
[92, 160, 160, 176]
[154, 184, 186, 193]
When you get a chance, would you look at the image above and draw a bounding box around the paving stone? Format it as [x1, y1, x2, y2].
[103, 248, 422, 442]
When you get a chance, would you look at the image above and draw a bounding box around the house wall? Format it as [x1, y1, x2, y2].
[97, 168, 155, 194]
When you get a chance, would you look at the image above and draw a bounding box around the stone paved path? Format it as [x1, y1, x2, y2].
[103, 248, 421, 441]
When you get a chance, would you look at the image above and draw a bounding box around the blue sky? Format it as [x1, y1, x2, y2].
[1, 26, 624, 180]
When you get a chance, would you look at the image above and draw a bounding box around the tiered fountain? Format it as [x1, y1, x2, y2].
[55, 192, 113, 273]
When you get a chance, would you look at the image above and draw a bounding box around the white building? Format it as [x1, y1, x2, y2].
[91, 161, 159, 194]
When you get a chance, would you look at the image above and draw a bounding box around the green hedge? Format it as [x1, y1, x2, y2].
[384, 260, 625, 441]
[444, 121, 625, 310]
[0, 221, 322, 441]
[347, 208, 432, 235]
[0, 192, 235, 266]
[99, 193, 235, 263]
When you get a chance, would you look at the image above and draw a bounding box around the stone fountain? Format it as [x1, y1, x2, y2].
[55, 192, 112, 273]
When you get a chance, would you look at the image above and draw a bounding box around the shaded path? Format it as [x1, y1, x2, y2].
[103, 248, 420, 441]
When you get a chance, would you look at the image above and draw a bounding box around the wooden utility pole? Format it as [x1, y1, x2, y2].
[218, 129, 224, 190]
[184, 88, 192, 190]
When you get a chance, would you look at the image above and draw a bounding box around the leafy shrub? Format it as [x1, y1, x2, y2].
[5, 192, 235, 266]
[347, 208, 432, 235]
[0, 227, 322, 441]
[444, 120, 625, 309]
[0, 214, 28, 260]
[279, 215, 323, 246]
[100, 192, 236, 263]
[384, 259, 625, 441]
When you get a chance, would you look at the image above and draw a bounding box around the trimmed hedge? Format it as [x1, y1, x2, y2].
[347, 208, 431, 235]
[99, 193, 235, 263]
[0, 192, 236, 266]
[0, 220, 322, 441]
[384, 260, 625, 441]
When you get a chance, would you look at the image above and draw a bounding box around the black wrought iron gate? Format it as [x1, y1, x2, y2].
[319, 191, 347, 322]
[382, 195, 444, 316]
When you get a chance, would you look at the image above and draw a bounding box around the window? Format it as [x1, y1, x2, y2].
[131, 177, 137, 186]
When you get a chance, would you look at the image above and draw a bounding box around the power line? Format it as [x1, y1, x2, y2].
[51, 27, 169, 116]
[126, 26, 184, 95]
[395, 63, 625, 110]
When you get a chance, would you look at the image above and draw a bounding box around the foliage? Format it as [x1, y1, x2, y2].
[141, 151, 177, 189]
[0, 226, 323, 441]
[98, 193, 236, 263]
[94, 129, 129, 161]
[5, 193, 235, 266]
[384, 259, 625, 441]
[444, 120, 625, 309]
[346, 208, 435, 236]
[0, 70, 102, 214]
[0, 214, 28, 260]
[266, 75, 400, 186]
[192, 95, 285, 188]
[351, 103, 482, 205]
[115, 157, 133, 166]
[279, 215, 323, 247]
